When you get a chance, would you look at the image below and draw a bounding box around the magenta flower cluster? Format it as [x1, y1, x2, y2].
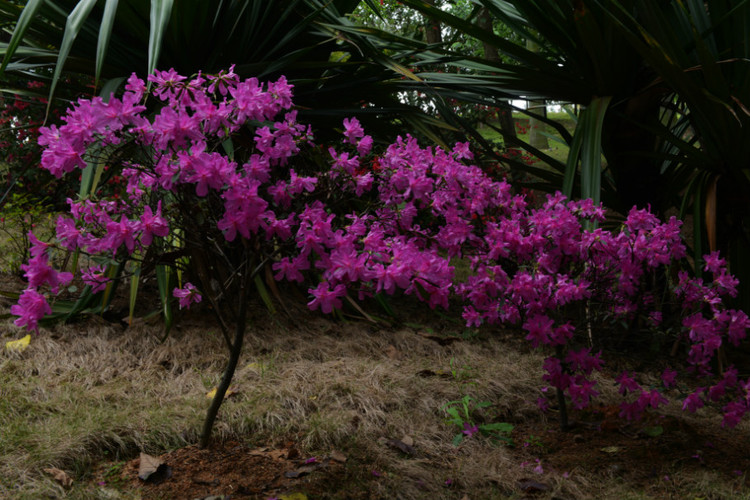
[14, 67, 750, 427]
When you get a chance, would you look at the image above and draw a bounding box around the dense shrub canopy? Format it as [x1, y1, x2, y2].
[12, 67, 750, 429]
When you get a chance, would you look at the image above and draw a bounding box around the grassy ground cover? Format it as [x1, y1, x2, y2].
[2, 277, 750, 499]
[478, 111, 577, 167]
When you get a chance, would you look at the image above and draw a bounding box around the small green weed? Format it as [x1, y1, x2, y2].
[442, 395, 513, 447]
[101, 461, 127, 489]
[522, 434, 547, 452]
[448, 357, 476, 384]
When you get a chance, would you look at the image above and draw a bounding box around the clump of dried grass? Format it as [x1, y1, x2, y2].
[0, 299, 549, 498]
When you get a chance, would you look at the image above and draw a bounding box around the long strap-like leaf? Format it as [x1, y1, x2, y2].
[0, 0, 45, 74]
[148, 0, 174, 77]
[95, 0, 120, 91]
[48, 0, 100, 115]
[563, 96, 611, 206]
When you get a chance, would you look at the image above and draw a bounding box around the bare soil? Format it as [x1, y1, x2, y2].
[91, 405, 750, 499]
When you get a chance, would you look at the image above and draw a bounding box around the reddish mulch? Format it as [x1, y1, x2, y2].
[90, 405, 750, 500]
[512, 404, 750, 498]
[95, 440, 376, 500]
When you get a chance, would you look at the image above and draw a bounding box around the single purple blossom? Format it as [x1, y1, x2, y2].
[462, 422, 479, 437]
[173, 283, 202, 309]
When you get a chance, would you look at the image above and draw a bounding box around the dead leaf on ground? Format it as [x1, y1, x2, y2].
[284, 459, 329, 478]
[138, 452, 172, 484]
[518, 479, 550, 493]
[385, 344, 401, 360]
[416, 330, 460, 345]
[5, 334, 30, 353]
[43, 467, 73, 488]
[138, 452, 163, 479]
[330, 450, 347, 463]
[249, 447, 288, 460]
[205, 386, 238, 400]
[385, 438, 417, 456]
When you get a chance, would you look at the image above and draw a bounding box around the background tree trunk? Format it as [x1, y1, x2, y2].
[424, 0, 443, 44]
[477, 8, 515, 139]
[525, 38, 549, 150]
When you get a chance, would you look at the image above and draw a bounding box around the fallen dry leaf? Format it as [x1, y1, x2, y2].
[43, 467, 72, 488]
[284, 459, 328, 478]
[5, 334, 30, 353]
[205, 386, 238, 400]
[249, 447, 288, 460]
[518, 479, 550, 493]
[248, 446, 270, 456]
[138, 453, 164, 480]
[385, 438, 416, 456]
[137, 452, 173, 484]
[416, 330, 460, 345]
[385, 344, 401, 360]
[330, 450, 347, 463]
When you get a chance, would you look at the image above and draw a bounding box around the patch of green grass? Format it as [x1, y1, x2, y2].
[479, 112, 576, 168]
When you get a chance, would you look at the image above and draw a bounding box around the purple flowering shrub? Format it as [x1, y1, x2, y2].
[12, 67, 750, 430]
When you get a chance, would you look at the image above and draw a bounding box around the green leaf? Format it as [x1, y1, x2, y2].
[99, 76, 126, 101]
[221, 137, 235, 161]
[79, 143, 110, 199]
[0, 289, 19, 300]
[480, 422, 514, 433]
[444, 407, 460, 421]
[48, 0, 100, 108]
[95, 0, 119, 90]
[564, 96, 611, 205]
[398, 0, 551, 68]
[61, 283, 98, 322]
[642, 425, 663, 437]
[148, 0, 175, 77]
[253, 274, 277, 315]
[579, 96, 611, 206]
[156, 264, 174, 336]
[0, 0, 45, 75]
[452, 433, 464, 446]
[129, 261, 141, 326]
[98, 261, 122, 312]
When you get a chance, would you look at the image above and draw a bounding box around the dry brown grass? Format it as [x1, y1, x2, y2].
[1, 294, 750, 499]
